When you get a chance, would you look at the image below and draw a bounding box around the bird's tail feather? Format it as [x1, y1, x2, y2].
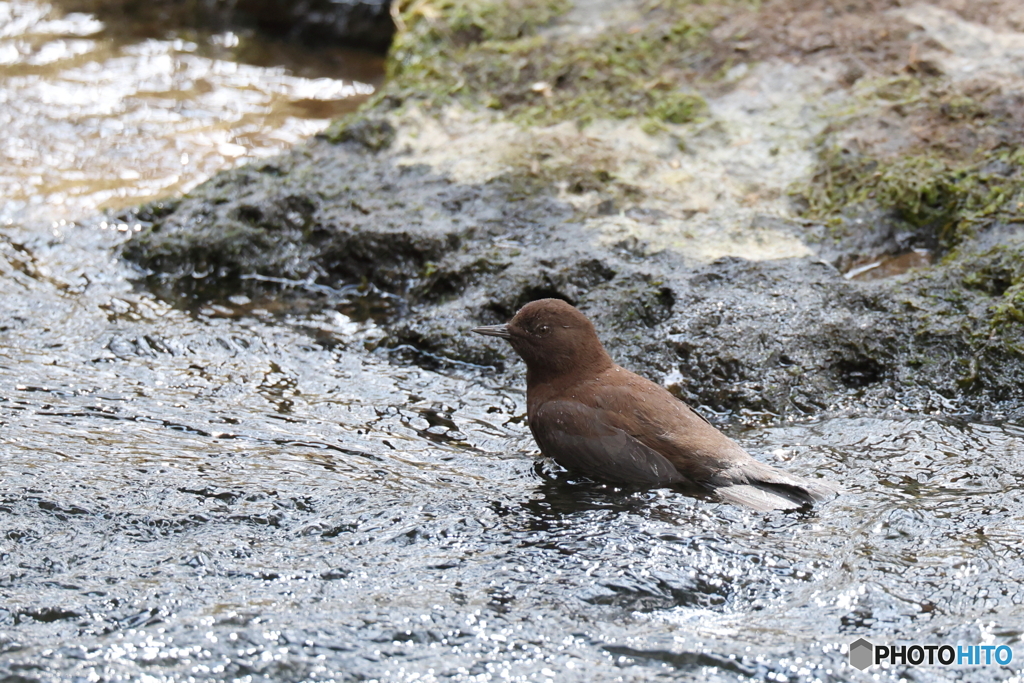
[712, 463, 840, 511]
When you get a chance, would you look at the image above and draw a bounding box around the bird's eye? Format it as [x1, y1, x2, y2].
[536, 324, 551, 337]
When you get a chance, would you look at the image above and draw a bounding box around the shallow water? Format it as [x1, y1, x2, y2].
[3, 221, 1024, 682]
[2, 2, 1024, 682]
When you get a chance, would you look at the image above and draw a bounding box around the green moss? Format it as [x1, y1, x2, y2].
[937, 93, 986, 121]
[958, 245, 1024, 333]
[796, 74, 1024, 367]
[641, 119, 667, 136]
[383, 0, 735, 126]
[869, 75, 924, 103]
[797, 72, 1024, 252]
[800, 146, 1024, 249]
[440, 0, 570, 41]
[900, 242, 1024, 367]
[650, 91, 707, 124]
[991, 284, 1024, 326]
[961, 247, 1024, 295]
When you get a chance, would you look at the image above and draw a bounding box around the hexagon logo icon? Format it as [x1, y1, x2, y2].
[849, 638, 875, 671]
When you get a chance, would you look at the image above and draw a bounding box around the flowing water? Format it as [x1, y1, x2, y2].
[2, 2, 1024, 682]
[0, 0, 381, 222]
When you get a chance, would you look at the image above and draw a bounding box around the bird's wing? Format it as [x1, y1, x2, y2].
[581, 378, 741, 472]
[577, 377, 840, 511]
[531, 400, 686, 486]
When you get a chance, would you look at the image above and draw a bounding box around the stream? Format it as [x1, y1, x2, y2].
[2, 2, 1023, 682]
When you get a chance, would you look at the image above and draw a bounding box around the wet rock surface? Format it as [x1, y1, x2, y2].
[123, 142, 1020, 418]
[120, 0, 1024, 418]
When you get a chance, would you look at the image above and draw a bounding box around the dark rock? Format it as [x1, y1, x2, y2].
[243, 0, 395, 51]
[57, 0, 394, 52]
[119, 130, 1024, 417]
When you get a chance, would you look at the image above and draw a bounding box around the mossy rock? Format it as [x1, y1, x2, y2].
[323, 116, 397, 151]
[382, 0, 736, 126]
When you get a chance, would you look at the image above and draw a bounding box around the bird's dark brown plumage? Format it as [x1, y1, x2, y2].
[472, 298, 838, 511]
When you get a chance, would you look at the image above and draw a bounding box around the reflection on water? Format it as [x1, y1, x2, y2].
[0, 0, 382, 220]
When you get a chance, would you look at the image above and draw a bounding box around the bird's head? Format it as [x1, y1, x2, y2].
[472, 298, 613, 381]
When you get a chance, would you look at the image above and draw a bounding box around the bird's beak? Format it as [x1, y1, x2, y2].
[471, 324, 512, 339]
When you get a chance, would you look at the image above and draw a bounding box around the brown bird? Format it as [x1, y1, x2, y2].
[472, 298, 838, 511]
